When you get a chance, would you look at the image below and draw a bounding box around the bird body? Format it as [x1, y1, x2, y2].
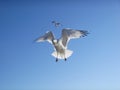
[52, 39, 73, 61]
[36, 28, 88, 62]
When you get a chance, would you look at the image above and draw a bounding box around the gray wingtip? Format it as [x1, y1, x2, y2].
[80, 30, 89, 37]
[46, 31, 50, 33]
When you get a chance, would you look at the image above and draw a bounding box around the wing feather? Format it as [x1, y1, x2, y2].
[35, 31, 55, 44]
[61, 28, 89, 47]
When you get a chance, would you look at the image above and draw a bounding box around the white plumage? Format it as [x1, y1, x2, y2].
[36, 28, 88, 62]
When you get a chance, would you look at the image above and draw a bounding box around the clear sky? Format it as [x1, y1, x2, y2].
[0, 0, 120, 90]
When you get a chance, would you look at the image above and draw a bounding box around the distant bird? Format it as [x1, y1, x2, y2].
[36, 28, 89, 62]
[52, 21, 61, 27]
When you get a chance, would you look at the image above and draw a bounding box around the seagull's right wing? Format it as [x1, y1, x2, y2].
[35, 31, 55, 44]
[61, 28, 89, 48]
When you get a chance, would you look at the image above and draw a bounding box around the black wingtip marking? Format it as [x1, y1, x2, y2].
[80, 30, 89, 37]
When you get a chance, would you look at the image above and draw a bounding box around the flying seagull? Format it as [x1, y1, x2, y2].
[36, 28, 89, 62]
[52, 21, 61, 27]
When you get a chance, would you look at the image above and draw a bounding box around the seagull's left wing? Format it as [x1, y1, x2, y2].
[61, 28, 89, 48]
[35, 31, 55, 44]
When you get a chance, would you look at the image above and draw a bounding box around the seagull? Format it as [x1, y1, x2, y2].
[35, 28, 89, 62]
[52, 21, 61, 27]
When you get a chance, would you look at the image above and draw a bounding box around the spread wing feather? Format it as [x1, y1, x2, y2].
[61, 28, 89, 47]
[35, 31, 55, 44]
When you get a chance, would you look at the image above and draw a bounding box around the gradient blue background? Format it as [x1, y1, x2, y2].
[0, 0, 120, 90]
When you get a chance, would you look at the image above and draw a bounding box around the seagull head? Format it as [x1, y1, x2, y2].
[52, 39, 58, 45]
[53, 39, 57, 43]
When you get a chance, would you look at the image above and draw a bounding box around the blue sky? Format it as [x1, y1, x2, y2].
[0, 0, 120, 90]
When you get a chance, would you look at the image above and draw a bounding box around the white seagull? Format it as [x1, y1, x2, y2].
[52, 21, 61, 27]
[36, 28, 88, 62]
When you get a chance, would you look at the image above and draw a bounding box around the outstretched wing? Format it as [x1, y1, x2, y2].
[61, 28, 89, 47]
[35, 31, 55, 44]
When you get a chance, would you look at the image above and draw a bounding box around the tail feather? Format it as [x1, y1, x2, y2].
[51, 50, 73, 59]
[65, 50, 73, 58]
